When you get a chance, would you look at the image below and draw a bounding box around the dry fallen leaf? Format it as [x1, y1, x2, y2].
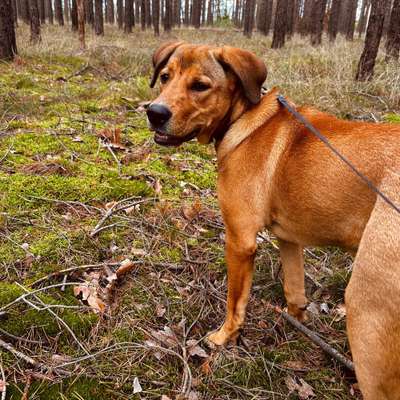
[156, 303, 166, 317]
[182, 199, 202, 221]
[115, 258, 136, 278]
[154, 179, 162, 195]
[285, 376, 315, 399]
[187, 339, 208, 358]
[133, 377, 142, 394]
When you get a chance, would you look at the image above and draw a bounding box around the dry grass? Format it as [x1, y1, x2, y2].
[0, 23, 399, 399]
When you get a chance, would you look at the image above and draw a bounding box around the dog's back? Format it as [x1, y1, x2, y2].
[346, 169, 400, 400]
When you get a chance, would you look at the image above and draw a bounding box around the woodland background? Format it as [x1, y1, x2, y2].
[0, 0, 399, 399]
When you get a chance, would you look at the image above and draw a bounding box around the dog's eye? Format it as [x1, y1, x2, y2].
[160, 73, 169, 84]
[191, 81, 210, 92]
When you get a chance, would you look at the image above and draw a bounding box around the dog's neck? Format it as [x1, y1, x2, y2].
[215, 87, 280, 161]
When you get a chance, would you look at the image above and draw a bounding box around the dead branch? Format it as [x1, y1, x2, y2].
[276, 307, 355, 371]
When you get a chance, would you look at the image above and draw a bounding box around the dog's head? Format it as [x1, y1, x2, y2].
[147, 42, 267, 146]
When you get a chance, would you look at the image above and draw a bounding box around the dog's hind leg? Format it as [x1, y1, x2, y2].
[207, 225, 258, 346]
[278, 239, 307, 321]
[346, 170, 400, 400]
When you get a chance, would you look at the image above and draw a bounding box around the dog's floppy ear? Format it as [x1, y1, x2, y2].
[214, 46, 267, 104]
[150, 41, 184, 88]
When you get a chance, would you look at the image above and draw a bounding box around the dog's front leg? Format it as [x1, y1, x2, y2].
[208, 228, 257, 346]
[278, 239, 307, 321]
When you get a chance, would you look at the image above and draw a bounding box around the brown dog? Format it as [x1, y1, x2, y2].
[147, 42, 400, 399]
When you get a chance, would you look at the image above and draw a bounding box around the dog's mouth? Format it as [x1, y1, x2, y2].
[153, 129, 200, 147]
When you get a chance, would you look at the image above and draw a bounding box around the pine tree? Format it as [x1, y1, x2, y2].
[0, 0, 17, 60]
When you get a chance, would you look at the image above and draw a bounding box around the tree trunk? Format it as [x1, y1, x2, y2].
[328, 0, 341, 41]
[29, 0, 41, 43]
[192, 0, 201, 27]
[141, 0, 146, 29]
[382, 0, 393, 35]
[311, 0, 327, 45]
[164, 0, 172, 30]
[152, 0, 160, 34]
[94, 0, 104, 34]
[345, 0, 357, 40]
[184, 0, 189, 24]
[207, 0, 213, 24]
[0, 0, 17, 60]
[77, 0, 85, 49]
[21, 0, 30, 23]
[243, 0, 255, 37]
[71, 0, 78, 30]
[106, 0, 114, 23]
[38, 0, 45, 23]
[271, 0, 288, 48]
[358, 0, 371, 37]
[117, 0, 123, 28]
[46, 0, 54, 22]
[124, 0, 134, 32]
[385, 0, 400, 59]
[286, 0, 294, 37]
[300, 0, 313, 36]
[134, 0, 140, 23]
[146, 0, 152, 26]
[356, 0, 387, 81]
[54, 0, 64, 25]
[86, 0, 94, 25]
[65, 0, 70, 21]
[12, 0, 18, 24]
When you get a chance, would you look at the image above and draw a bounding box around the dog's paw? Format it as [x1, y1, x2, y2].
[288, 303, 308, 322]
[206, 328, 240, 349]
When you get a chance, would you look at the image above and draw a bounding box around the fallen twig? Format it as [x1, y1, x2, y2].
[0, 356, 6, 400]
[28, 262, 121, 287]
[275, 307, 354, 371]
[90, 197, 155, 237]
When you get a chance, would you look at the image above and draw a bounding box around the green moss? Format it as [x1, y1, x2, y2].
[384, 113, 400, 123]
[7, 377, 112, 400]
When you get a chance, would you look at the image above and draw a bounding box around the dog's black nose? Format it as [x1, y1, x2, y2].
[147, 104, 172, 127]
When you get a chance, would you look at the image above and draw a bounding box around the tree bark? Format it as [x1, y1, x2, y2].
[382, 0, 393, 35]
[77, 0, 85, 49]
[356, 0, 387, 81]
[117, 0, 123, 28]
[146, 0, 152, 26]
[94, 0, 104, 34]
[21, 0, 31, 23]
[164, 0, 172, 30]
[38, 0, 45, 23]
[328, 0, 341, 41]
[152, 0, 160, 34]
[192, 0, 201, 27]
[54, 0, 64, 25]
[141, 0, 146, 29]
[300, 0, 313, 36]
[85, 0, 94, 25]
[106, 0, 114, 23]
[46, 0, 53, 23]
[71, 0, 78, 30]
[271, 0, 288, 48]
[207, 0, 213, 24]
[184, 0, 189, 24]
[134, 0, 140, 23]
[65, 0, 70, 21]
[124, 0, 134, 32]
[12, 0, 18, 24]
[345, 0, 357, 40]
[0, 0, 17, 60]
[385, 0, 400, 60]
[29, 0, 41, 43]
[311, 0, 327, 45]
[243, 0, 255, 37]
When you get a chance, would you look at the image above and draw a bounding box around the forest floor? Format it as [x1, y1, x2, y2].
[0, 24, 399, 400]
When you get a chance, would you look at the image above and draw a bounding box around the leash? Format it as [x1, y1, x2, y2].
[276, 94, 400, 216]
